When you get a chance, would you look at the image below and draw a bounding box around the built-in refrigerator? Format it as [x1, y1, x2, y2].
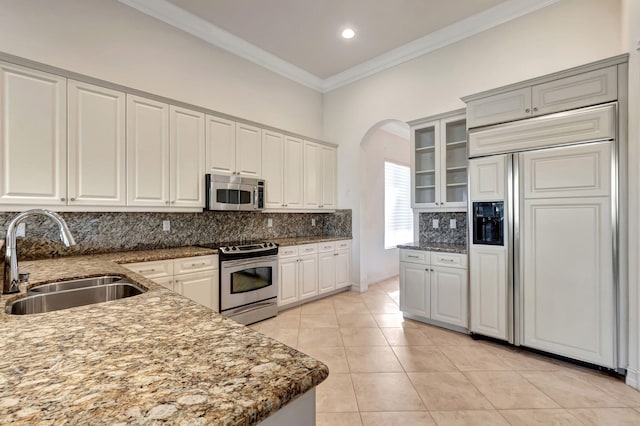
[468, 103, 624, 371]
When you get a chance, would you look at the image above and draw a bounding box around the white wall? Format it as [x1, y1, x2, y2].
[324, 0, 623, 288]
[0, 0, 323, 139]
[359, 126, 410, 289]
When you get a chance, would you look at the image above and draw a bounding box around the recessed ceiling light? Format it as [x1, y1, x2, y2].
[341, 28, 355, 39]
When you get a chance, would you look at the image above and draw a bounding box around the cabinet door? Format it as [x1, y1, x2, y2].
[522, 197, 614, 367]
[431, 266, 467, 328]
[469, 155, 507, 202]
[318, 252, 336, 294]
[411, 120, 440, 208]
[170, 106, 205, 207]
[466, 87, 531, 129]
[154, 276, 175, 291]
[174, 271, 216, 310]
[298, 254, 318, 301]
[532, 66, 617, 117]
[0, 61, 67, 205]
[126, 95, 170, 206]
[205, 115, 235, 175]
[469, 246, 507, 340]
[279, 257, 299, 306]
[440, 114, 467, 208]
[284, 136, 304, 208]
[320, 146, 337, 209]
[261, 130, 284, 209]
[68, 80, 126, 206]
[399, 262, 430, 317]
[303, 141, 320, 208]
[236, 123, 261, 177]
[335, 249, 351, 289]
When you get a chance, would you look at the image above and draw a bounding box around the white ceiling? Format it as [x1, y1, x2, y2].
[119, 0, 559, 92]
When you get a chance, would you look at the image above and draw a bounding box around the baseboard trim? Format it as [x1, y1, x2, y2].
[626, 367, 640, 390]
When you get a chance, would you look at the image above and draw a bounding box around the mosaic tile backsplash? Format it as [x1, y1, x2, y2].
[0, 210, 352, 260]
[419, 212, 467, 245]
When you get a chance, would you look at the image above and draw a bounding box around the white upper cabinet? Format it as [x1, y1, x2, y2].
[126, 94, 170, 206]
[261, 131, 304, 209]
[0, 61, 67, 205]
[261, 129, 285, 209]
[303, 141, 320, 208]
[170, 105, 205, 207]
[469, 155, 507, 202]
[68, 80, 126, 206]
[411, 111, 467, 209]
[466, 65, 618, 129]
[205, 116, 261, 178]
[320, 145, 337, 209]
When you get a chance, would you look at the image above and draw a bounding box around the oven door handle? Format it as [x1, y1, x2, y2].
[221, 256, 278, 269]
[228, 300, 276, 315]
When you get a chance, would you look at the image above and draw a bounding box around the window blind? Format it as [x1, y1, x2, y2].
[384, 161, 413, 249]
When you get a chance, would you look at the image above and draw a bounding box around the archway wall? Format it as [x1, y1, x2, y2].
[359, 122, 410, 289]
[325, 0, 622, 289]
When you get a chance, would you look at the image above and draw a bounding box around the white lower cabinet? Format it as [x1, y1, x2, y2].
[278, 240, 352, 308]
[399, 249, 468, 329]
[124, 254, 219, 311]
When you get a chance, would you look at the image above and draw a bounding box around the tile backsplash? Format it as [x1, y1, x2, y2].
[0, 210, 352, 260]
[419, 212, 467, 245]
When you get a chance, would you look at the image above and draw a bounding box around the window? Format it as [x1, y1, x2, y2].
[384, 161, 413, 249]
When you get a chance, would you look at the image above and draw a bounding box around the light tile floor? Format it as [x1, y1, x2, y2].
[251, 277, 640, 425]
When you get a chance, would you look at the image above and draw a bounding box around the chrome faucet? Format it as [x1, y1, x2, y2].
[3, 209, 76, 294]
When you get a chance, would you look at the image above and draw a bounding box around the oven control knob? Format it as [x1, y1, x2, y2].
[232, 247, 237, 251]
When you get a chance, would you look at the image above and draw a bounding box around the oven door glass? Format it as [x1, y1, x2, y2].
[231, 267, 272, 294]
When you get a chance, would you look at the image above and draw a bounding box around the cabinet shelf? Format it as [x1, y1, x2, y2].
[446, 182, 467, 187]
[416, 185, 436, 189]
[415, 169, 435, 174]
[446, 140, 467, 148]
[446, 165, 467, 172]
[416, 146, 435, 152]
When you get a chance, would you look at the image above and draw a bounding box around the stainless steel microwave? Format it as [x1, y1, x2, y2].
[205, 174, 265, 211]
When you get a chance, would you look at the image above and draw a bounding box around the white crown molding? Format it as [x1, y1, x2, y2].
[118, 0, 325, 91]
[119, 0, 559, 94]
[322, 0, 561, 92]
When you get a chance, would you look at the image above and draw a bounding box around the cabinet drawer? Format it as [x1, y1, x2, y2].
[279, 246, 299, 258]
[298, 244, 318, 256]
[431, 252, 467, 269]
[335, 240, 351, 251]
[173, 255, 218, 274]
[318, 241, 336, 253]
[124, 259, 173, 279]
[400, 249, 429, 264]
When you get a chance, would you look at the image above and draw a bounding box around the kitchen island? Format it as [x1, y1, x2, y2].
[0, 247, 328, 424]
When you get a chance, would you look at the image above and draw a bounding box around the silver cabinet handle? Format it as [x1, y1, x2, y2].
[70, 198, 76, 201]
[165, 201, 170, 205]
[191, 262, 206, 267]
[407, 255, 419, 259]
[60, 197, 66, 201]
[533, 107, 538, 112]
[525, 108, 531, 113]
[439, 258, 455, 263]
[139, 268, 156, 273]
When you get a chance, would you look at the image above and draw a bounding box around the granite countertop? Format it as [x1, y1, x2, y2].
[397, 242, 467, 254]
[0, 247, 329, 424]
[273, 235, 351, 247]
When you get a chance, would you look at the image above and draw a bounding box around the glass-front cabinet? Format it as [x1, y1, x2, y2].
[410, 110, 467, 209]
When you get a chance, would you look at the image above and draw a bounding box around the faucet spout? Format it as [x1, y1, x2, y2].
[3, 209, 76, 294]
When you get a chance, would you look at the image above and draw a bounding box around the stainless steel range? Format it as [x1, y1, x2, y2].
[199, 241, 278, 325]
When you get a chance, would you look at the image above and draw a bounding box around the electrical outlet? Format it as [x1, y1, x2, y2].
[162, 220, 170, 232]
[311, 218, 316, 227]
[432, 219, 439, 228]
[450, 219, 456, 229]
[16, 223, 26, 237]
[267, 218, 273, 227]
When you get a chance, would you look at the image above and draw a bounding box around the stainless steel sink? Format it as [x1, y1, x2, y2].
[6, 283, 146, 315]
[28, 276, 130, 293]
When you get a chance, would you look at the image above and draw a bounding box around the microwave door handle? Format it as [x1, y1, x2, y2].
[253, 186, 258, 209]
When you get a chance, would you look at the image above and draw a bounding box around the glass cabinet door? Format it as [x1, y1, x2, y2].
[441, 116, 468, 207]
[412, 121, 439, 206]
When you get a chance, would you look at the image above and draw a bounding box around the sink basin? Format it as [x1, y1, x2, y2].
[28, 275, 130, 293]
[6, 283, 146, 315]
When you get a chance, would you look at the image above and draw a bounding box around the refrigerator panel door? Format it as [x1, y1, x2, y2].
[469, 155, 507, 201]
[521, 198, 615, 368]
[469, 245, 508, 340]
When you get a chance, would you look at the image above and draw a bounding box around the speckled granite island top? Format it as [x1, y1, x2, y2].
[397, 242, 467, 254]
[0, 248, 329, 425]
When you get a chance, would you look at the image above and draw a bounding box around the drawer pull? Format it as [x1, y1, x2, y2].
[191, 262, 207, 267]
[439, 258, 455, 263]
[407, 255, 420, 259]
[139, 268, 156, 273]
